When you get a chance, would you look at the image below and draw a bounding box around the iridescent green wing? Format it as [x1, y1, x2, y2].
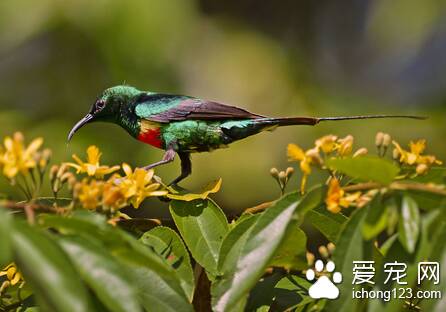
[134, 93, 264, 123]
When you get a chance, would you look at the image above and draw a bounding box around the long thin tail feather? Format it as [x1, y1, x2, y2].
[221, 114, 425, 143]
[273, 114, 426, 126]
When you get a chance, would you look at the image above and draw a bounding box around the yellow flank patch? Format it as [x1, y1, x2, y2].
[140, 119, 161, 132]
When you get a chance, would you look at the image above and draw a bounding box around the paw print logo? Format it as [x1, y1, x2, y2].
[306, 259, 342, 299]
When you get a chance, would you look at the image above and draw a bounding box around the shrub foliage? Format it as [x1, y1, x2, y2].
[0, 132, 445, 311]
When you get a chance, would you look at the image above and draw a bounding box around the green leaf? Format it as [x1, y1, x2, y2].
[294, 185, 327, 219]
[420, 223, 446, 312]
[212, 188, 322, 312]
[114, 240, 194, 312]
[269, 221, 307, 271]
[125, 265, 194, 312]
[362, 195, 388, 240]
[407, 190, 446, 211]
[326, 205, 373, 312]
[377, 210, 445, 312]
[379, 234, 398, 256]
[140, 226, 195, 301]
[245, 272, 283, 310]
[272, 275, 313, 311]
[398, 196, 420, 253]
[11, 221, 91, 312]
[116, 217, 160, 235]
[246, 273, 312, 311]
[326, 156, 399, 185]
[306, 206, 347, 241]
[169, 199, 228, 275]
[39, 210, 109, 234]
[0, 208, 12, 266]
[58, 236, 142, 312]
[217, 214, 259, 274]
[41, 213, 193, 311]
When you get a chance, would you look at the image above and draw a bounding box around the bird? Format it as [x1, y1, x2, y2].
[68, 85, 423, 184]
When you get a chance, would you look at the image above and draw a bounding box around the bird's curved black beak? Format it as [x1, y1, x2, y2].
[67, 113, 93, 142]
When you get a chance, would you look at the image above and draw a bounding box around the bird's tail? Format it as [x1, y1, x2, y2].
[270, 114, 426, 127]
[221, 114, 425, 143]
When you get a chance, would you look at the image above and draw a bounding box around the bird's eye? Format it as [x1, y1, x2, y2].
[96, 100, 105, 110]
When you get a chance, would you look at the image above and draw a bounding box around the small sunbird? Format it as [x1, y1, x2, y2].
[68, 85, 423, 184]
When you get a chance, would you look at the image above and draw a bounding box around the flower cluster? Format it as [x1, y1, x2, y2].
[270, 167, 294, 195]
[0, 132, 44, 179]
[287, 134, 363, 193]
[0, 263, 24, 293]
[0, 132, 50, 200]
[0, 131, 223, 216]
[65, 146, 168, 212]
[286, 132, 443, 214]
[392, 139, 442, 175]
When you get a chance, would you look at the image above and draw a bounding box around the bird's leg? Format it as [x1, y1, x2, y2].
[170, 152, 191, 185]
[142, 148, 176, 170]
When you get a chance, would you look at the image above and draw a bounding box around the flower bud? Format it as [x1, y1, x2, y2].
[13, 132, 24, 142]
[375, 132, 384, 147]
[327, 242, 336, 253]
[416, 163, 428, 175]
[270, 167, 279, 178]
[33, 152, 42, 164]
[60, 172, 74, 183]
[306, 252, 315, 266]
[382, 134, 391, 147]
[285, 167, 294, 178]
[318, 245, 329, 258]
[49, 165, 59, 181]
[40, 149, 52, 168]
[278, 171, 287, 184]
[57, 164, 67, 178]
[0, 280, 10, 293]
[353, 148, 368, 157]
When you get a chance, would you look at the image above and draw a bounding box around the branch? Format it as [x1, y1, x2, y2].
[244, 201, 273, 214]
[343, 182, 446, 196]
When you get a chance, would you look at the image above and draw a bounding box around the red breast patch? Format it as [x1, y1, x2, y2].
[138, 128, 163, 149]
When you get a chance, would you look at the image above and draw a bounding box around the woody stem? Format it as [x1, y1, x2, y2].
[343, 182, 446, 196]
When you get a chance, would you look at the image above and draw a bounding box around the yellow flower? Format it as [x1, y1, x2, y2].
[102, 181, 126, 211]
[0, 263, 23, 286]
[287, 144, 322, 193]
[392, 140, 442, 166]
[75, 178, 103, 210]
[325, 177, 361, 213]
[315, 135, 338, 153]
[0, 132, 43, 179]
[336, 135, 354, 156]
[66, 145, 119, 178]
[119, 163, 167, 208]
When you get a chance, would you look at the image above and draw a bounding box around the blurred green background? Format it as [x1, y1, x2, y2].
[1, 0, 445, 214]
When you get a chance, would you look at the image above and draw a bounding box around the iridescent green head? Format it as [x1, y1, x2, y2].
[68, 85, 141, 141]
